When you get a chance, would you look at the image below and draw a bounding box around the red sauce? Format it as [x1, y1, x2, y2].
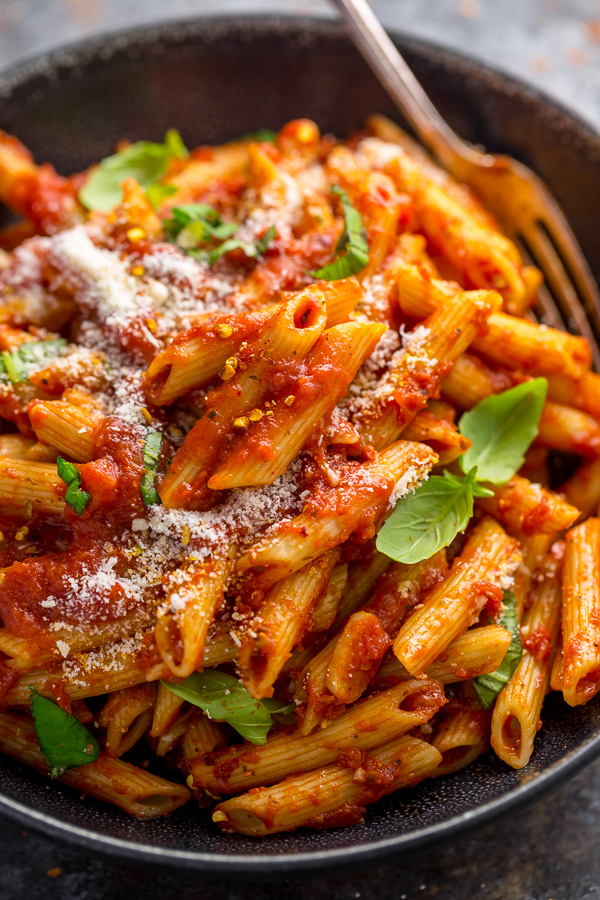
[523, 627, 552, 663]
[521, 495, 552, 536]
[306, 801, 367, 830]
[0, 418, 154, 636]
[0, 656, 18, 706]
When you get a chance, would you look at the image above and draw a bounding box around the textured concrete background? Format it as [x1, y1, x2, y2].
[0, 1, 599, 898]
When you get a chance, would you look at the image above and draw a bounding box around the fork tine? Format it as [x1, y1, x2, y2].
[537, 204, 600, 339]
[514, 237, 564, 331]
[520, 221, 600, 371]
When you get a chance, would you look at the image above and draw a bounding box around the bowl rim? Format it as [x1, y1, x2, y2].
[0, 12, 599, 878]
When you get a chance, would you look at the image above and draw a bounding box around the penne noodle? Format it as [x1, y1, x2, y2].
[190, 678, 446, 795]
[0, 457, 64, 515]
[238, 550, 338, 699]
[159, 290, 329, 507]
[99, 684, 156, 758]
[432, 702, 489, 777]
[155, 555, 230, 679]
[0, 711, 190, 818]
[379, 624, 512, 685]
[561, 459, 600, 521]
[212, 735, 442, 835]
[562, 518, 600, 706]
[235, 441, 437, 590]
[356, 288, 498, 451]
[478, 474, 579, 537]
[143, 279, 361, 405]
[209, 320, 387, 489]
[309, 562, 348, 633]
[28, 398, 101, 462]
[393, 517, 522, 675]
[492, 556, 562, 767]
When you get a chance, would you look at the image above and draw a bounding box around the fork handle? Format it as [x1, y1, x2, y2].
[330, 0, 486, 171]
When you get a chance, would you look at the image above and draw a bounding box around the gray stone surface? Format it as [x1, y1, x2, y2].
[0, 1, 599, 898]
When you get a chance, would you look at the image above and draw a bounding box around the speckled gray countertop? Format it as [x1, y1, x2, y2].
[0, 2, 599, 898]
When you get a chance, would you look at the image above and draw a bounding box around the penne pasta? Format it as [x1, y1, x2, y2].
[212, 735, 442, 835]
[562, 519, 600, 706]
[190, 678, 446, 795]
[0, 711, 190, 818]
[393, 517, 522, 675]
[0, 113, 595, 834]
[491, 555, 562, 767]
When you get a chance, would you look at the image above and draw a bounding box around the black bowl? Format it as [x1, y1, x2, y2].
[0, 14, 599, 880]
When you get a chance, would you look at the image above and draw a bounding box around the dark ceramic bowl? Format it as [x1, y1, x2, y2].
[0, 14, 599, 880]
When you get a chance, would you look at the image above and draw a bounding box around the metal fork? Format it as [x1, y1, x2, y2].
[331, 0, 600, 368]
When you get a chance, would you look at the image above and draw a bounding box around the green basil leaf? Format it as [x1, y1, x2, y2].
[262, 697, 296, 726]
[473, 591, 523, 710]
[459, 379, 547, 484]
[312, 185, 369, 280]
[376, 469, 477, 565]
[163, 128, 189, 161]
[29, 687, 99, 778]
[0, 338, 66, 385]
[163, 203, 237, 246]
[56, 456, 91, 516]
[208, 225, 276, 266]
[145, 183, 178, 209]
[161, 671, 291, 745]
[255, 224, 277, 254]
[0, 349, 24, 383]
[164, 204, 275, 267]
[236, 129, 277, 143]
[141, 431, 162, 507]
[79, 130, 188, 212]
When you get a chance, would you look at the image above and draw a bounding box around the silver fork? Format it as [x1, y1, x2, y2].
[331, 0, 600, 368]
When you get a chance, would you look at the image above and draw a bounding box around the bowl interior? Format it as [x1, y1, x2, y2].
[0, 15, 599, 876]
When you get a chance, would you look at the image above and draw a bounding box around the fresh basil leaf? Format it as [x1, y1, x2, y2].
[473, 591, 523, 710]
[313, 185, 369, 280]
[145, 182, 178, 209]
[459, 379, 547, 485]
[164, 204, 275, 267]
[262, 697, 296, 726]
[208, 225, 276, 266]
[163, 204, 237, 246]
[163, 128, 189, 161]
[0, 338, 66, 385]
[161, 671, 290, 745]
[141, 431, 162, 506]
[29, 687, 99, 778]
[79, 129, 188, 212]
[236, 129, 277, 143]
[472, 481, 495, 499]
[56, 456, 91, 515]
[0, 349, 24, 383]
[376, 469, 477, 565]
[255, 224, 277, 254]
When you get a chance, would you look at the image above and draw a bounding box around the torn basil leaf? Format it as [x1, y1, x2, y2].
[141, 431, 162, 506]
[376, 469, 480, 565]
[29, 687, 99, 778]
[0, 338, 66, 385]
[162, 670, 293, 745]
[473, 591, 523, 710]
[56, 456, 91, 516]
[207, 225, 276, 265]
[313, 185, 369, 280]
[459, 379, 547, 485]
[79, 129, 188, 212]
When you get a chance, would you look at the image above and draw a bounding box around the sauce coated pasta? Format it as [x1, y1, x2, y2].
[0, 115, 597, 834]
